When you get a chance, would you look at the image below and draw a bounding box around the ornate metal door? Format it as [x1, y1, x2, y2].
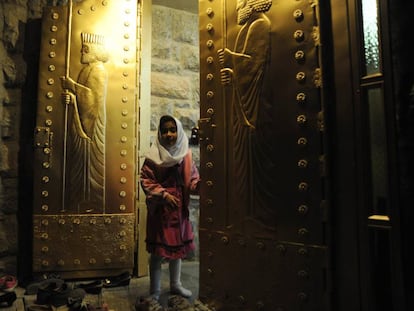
[32, 0, 137, 279]
[199, 0, 329, 309]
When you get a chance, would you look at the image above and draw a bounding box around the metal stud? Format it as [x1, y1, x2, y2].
[298, 228, 309, 236]
[297, 137, 308, 146]
[296, 72, 306, 82]
[293, 9, 304, 21]
[298, 159, 308, 168]
[256, 241, 265, 250]
[296, 92, 306, 103]
[298, 182, 308, 191]
[297, 204, 309, 215]
[295, 50, 305, 61]
[293, 30, 304, 41]
[221, 236, 229, 244]
[297, 114, 307, 125]
[298, 247, 308, 255]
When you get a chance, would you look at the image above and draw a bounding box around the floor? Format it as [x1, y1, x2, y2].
[2, 261, 199, 311]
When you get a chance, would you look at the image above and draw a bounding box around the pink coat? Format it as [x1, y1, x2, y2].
[140, 150, 200, 259]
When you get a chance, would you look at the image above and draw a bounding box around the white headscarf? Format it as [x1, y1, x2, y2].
[145, 116, 189, 167]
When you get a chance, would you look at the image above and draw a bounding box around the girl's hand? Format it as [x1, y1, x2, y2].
[164, 192, 179, 210]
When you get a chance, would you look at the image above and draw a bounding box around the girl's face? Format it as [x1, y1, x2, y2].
[160, 120, 178, 147]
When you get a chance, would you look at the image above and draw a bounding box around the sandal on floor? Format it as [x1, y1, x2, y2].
[135, 296, 167, 311]
[167, 295, 193, 311]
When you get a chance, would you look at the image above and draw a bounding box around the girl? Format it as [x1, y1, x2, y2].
[140, 115, 200, 300]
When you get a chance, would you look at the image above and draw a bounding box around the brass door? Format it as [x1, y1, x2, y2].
[199, 0, 329, 309]
[32, 0, 137, 279]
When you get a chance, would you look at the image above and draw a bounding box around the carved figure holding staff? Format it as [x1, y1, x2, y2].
[60, 32, 109, 212]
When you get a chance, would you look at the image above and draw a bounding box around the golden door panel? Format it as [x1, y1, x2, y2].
[199, 0, 328, 309]
[32, 0, 137, 278]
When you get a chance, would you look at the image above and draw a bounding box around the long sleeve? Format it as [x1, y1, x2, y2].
[140, 159, 166, 204]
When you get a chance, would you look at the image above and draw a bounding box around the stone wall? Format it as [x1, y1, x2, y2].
[0, 0, 46, 278]
[0, 1, 200, 278]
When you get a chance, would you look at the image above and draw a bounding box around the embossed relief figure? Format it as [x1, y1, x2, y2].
[218, 0, 275, 225]
[61, 33, 108, 212]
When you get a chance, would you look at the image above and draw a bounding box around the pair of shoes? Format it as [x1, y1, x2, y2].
[0, 275, 18, 292]
[37, 282, 86, 308]
[135, 296, 165, 311]
[168, 295, 193, 310]
[26, 278, 64, 295]
[102, 272, 131, 288]
[75, 280, 103, 295]
[0, 291, 17, 307]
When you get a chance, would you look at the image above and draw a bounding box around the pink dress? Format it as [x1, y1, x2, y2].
[140, 150, 200, 259]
